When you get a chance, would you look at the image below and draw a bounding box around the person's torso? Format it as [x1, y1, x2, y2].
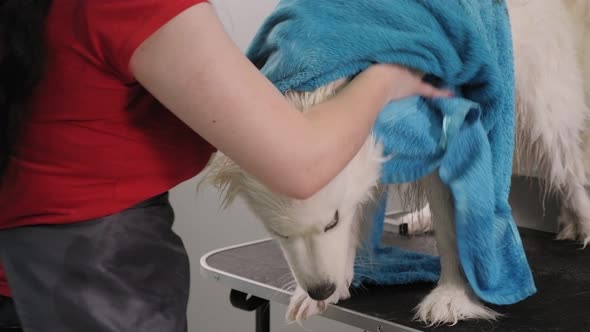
[0, 0, 215, 229]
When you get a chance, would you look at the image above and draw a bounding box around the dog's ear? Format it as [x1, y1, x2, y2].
[198, 152, 244, 209]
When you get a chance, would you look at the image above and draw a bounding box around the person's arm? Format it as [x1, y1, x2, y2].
[130, 3, 448, 199]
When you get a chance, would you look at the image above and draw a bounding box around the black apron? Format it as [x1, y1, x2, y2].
[0, 193, 190, 332]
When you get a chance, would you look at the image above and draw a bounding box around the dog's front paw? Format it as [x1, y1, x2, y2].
[286, 287, 335, 322]
[414, 284, 499, 326]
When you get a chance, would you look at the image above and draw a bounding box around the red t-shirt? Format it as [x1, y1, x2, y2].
[0, 0, 215, 296]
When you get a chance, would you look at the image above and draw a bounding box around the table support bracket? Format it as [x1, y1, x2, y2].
[230, 289, 270, 332]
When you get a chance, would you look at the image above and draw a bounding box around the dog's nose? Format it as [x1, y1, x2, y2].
[307, 282, 336, 301]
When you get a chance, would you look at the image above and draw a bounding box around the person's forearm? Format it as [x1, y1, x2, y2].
[130, 4, 446, 199]
[286, 67, 395, 196]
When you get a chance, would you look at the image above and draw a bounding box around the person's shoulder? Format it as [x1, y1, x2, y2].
[82, 0, 210, 14]
[77, 0, 211, 81]
[78, 0, 211, 31]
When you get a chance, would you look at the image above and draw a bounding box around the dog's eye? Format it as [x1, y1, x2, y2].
[270, 229, 289, 240]
[324, 211, 339, 232]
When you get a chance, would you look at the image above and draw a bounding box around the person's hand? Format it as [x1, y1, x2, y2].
[364, 64, 452, 102]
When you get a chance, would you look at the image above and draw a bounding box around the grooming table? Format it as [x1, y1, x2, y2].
[200, 178, 590, 332]
[200, 228, 590, 332]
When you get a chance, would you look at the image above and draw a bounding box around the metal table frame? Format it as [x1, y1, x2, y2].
[200, 239, 422, 332]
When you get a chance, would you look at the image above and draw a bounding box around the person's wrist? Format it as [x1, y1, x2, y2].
[360, 64, 402, 103]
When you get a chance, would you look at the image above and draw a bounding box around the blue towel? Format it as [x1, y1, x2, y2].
[247, 0, 536, 305]
[353, 193, 441, 288]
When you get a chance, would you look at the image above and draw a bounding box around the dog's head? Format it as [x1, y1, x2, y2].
[204, 139, 381, 301]
[202, 79, 383, 301]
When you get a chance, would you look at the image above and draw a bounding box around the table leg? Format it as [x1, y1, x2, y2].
[255, 303, 270, 332]
[229, 289, 270, 332]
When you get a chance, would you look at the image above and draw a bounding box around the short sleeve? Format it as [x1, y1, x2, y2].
[84, 0, 209, 82]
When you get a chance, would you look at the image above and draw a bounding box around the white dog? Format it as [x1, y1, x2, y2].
[203, 0, 590, 326]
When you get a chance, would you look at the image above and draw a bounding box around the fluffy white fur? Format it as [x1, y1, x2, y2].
[202, 0, 589, 326]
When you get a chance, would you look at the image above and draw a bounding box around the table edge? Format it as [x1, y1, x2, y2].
[199, 238, 423, 332]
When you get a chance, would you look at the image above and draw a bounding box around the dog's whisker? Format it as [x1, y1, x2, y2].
[269, 280, 299, 304]
[282, 281, 297, 292]
[353, 261, 381, 267]
[352, 273, 383, 285]
[277, 272, 295, 284]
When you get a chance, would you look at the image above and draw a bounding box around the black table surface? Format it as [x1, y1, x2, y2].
[202, 227, 590, 332]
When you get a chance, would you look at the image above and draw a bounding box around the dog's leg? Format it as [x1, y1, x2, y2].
[509, 0, 590, 246]
[414, 173, 498, 325]
[527, 73, 590, 245]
